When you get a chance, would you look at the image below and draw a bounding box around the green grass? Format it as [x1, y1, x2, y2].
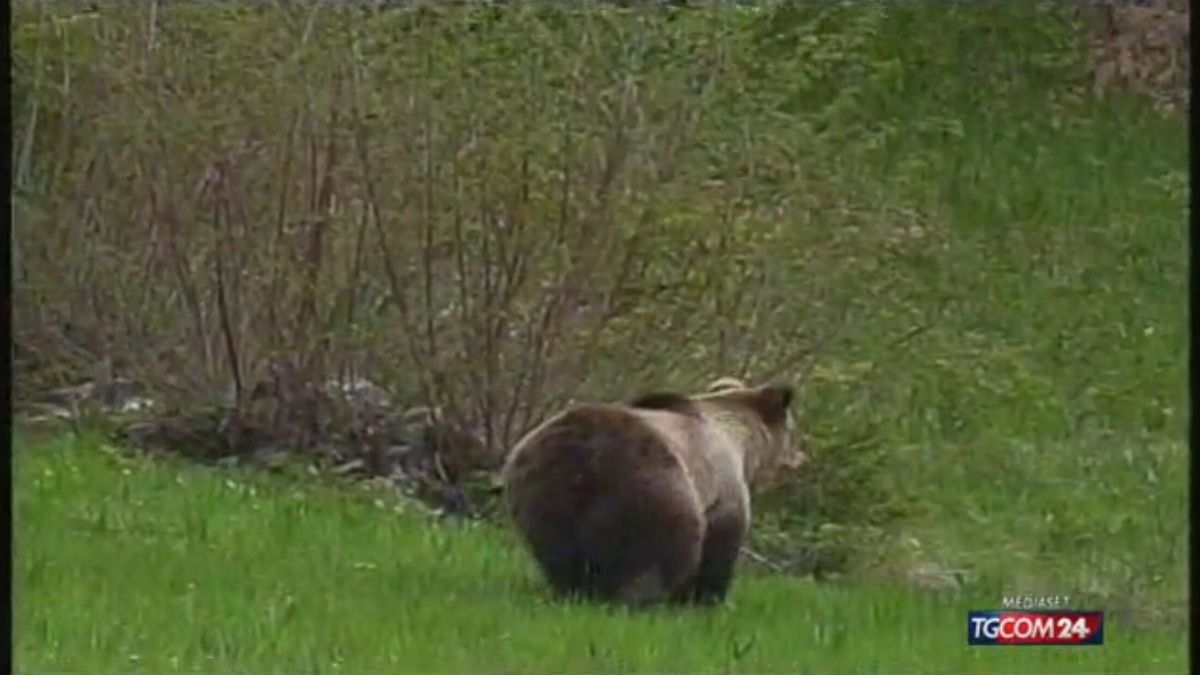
[14, 434, 1186, 673]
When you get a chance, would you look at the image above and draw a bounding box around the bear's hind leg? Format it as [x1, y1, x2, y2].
[539, 547, 591, 599]
[520, 521, 594, 600]
[685, 510, 746, 605]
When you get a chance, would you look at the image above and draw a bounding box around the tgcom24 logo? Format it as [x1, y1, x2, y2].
[966, 610, 1105, 646]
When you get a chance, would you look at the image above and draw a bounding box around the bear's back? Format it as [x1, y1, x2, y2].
[503, 403, 688, 488]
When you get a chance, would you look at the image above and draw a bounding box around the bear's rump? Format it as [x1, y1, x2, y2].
[503, 405, 705, 602]
[574, 465, 705, 603]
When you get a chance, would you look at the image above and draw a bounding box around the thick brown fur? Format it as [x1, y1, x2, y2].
[501, 378, 805, 607]
[629, 391, 700, 416]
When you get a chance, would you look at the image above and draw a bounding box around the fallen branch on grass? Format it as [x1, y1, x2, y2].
[740, 545, 790, 574]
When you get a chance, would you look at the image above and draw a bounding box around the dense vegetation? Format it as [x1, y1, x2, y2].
[12, 2, 1187, 672]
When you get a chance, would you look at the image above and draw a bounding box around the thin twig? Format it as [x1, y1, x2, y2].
[740, 546, 789, 573]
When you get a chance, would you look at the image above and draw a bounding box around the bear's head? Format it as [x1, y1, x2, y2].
[698, 377, 807, 489]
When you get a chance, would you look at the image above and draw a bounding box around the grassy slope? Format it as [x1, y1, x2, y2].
[14, 434, 1185, 673]
[766, 2, 1189, 629]
[13, 4, 1188, 673]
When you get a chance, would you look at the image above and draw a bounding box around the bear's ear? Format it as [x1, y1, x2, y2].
[747, 383, 794, 426]
[706, 376, 747, 393]
[629, 391, 698, 415]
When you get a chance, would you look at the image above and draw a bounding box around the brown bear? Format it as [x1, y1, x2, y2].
[500, 377, 806, 607]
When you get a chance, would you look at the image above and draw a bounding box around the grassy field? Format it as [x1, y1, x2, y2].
[13, 433, 1187, 673]
[12, 3, 1189, 673]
